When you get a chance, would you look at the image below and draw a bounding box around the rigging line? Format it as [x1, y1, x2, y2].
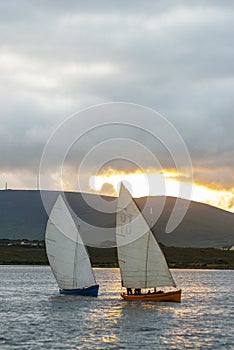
[73, 223, 79, 288]
[145, 231, 150, 290]
[145, 206, 153, 290]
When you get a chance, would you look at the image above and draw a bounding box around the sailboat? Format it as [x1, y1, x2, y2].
[45, 194, 99, 297]
[116, 184, 181, 302]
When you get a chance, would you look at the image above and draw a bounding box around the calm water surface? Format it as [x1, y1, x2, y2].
[0, 267, 233, 349]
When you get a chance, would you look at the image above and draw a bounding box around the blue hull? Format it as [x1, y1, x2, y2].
[59, 284, 99, 297]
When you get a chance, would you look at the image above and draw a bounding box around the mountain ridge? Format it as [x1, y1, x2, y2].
[0, 189, 233, 248]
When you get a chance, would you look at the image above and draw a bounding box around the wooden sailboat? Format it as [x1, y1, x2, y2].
[45, 195, 99, 297]
[116, 184, 181, 302]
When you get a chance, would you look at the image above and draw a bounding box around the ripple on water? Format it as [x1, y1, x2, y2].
[0, 267, 233, 349]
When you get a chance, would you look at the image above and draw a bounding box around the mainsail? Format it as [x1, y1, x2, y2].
[116, 184, 176, 289]
[45, 195, 96, 290]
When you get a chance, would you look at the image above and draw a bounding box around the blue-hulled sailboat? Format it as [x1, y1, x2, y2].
[45, 195, 99, 297]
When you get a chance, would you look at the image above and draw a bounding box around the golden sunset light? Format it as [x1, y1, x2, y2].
[89, 169, 234, 213]
[1, 2, 234, 347]
[89, 170, 150, 198]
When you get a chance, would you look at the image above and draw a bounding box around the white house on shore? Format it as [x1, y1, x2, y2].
[222, 245, 234, 251]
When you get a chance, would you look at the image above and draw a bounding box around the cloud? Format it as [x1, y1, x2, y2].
[0, 1, 233, 198]
[98, 182, 117, 197]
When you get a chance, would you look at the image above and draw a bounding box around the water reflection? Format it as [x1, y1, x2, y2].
[41, 268, 234, 349]
[0, 267, 233, 349]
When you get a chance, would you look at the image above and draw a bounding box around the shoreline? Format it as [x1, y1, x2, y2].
[0, 243, 233, 269]
[0, 263, 233, 270]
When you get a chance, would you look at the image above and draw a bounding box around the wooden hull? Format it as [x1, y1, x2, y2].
[121, 289, 181, 302]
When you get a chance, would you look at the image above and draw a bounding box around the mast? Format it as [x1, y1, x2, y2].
[145, 206, 152, 289]
[73, 220, 79, 288]
[145, 232, 150, 290]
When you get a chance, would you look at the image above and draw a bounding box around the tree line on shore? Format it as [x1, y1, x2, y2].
[0, 240, 233, 269]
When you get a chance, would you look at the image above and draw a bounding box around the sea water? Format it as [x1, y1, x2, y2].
[0, 266, 233, 349]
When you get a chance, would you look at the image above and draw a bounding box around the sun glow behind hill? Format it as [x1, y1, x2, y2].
[89, 168, 234, 213]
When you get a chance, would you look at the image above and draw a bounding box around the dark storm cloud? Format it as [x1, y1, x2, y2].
[0, 1, 233, 190]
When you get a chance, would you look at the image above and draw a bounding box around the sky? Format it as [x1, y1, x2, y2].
[0, 1, 234, 212]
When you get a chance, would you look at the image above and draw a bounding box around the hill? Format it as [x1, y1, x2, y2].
[0, 189, 233, 248]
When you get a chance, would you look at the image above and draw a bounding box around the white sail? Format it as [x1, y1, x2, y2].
[45, 195, 96, 290]
[116, 184, 176, 289]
